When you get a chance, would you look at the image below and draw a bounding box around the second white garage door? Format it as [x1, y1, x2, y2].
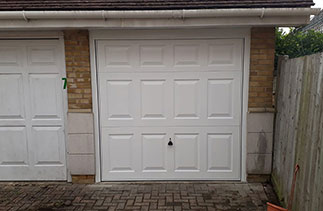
[0, 40, 67, 180]
[97, 38, 243, 180]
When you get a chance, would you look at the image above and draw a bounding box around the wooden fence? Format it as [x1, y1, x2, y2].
[272, 52, 323, 211]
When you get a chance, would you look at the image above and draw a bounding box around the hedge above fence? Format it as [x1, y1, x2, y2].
[276, 28, 323, 59]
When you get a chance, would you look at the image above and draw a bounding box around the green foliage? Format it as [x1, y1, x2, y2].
[276, 28, 323, 59]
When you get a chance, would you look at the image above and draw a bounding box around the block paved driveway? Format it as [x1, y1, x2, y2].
[0, 182, 279, 211]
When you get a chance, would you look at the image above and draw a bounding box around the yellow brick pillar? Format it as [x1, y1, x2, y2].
[64, 30, 95, 183]
[64, 30, 92, 113]
[249, 27, 275, 111]
[247, 27, 275, 181]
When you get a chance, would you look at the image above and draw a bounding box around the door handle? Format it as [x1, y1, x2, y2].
[168, 138, 173, 146]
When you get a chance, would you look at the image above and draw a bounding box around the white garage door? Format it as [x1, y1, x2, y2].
[97, 38, 243, 180]
[0, 40, 67, 180]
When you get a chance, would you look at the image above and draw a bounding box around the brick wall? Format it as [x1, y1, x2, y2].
[64, 30, 95, 181]
[64, 30, 92, 113]
[247, 27, 275, 179]
[249, 27, 275, 111]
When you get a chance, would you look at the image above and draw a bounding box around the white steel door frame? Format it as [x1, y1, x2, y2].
[90, 28, 251, 182]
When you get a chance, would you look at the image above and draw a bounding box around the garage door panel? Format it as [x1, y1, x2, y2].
[0, 74, 25, 121]
[103, 132, 136, 173]
[29, 74, 63, 120]
[105, 45, 133, 68]
[208, 78, 237, 119]
[207, 39, 243, 70]
[174, 79, 201, 120]
[174, 44, 203, 67]
[0, 47, 23, 67]
[207, 134, 233, 171]
[141, 80, 167, 120]
[98, 42, 139, 72]
[31, 127, 64, 166]
[105, 79, 136, 120]
[0, 127, 28, 166]
[27, 46, 57, 66]
[139, 45, 170, 68]
[174, 133, 200, 172]
[27, 45, 62, 73]
[206, 127, 240, 179]
[142, 133, 167, 172]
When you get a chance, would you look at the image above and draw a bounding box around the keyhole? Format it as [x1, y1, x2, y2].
[168, 138, 173, 146]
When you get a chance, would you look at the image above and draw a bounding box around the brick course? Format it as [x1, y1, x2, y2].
[249, 27, 275, 110]
[64, 30, 92, 112]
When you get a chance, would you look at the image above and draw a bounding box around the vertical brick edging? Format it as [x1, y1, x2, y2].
[64, 30, 94, 183]
[64, 30, 92, 113]
[249, 27, 275, 112]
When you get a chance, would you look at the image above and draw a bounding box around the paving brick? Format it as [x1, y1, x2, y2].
[0, 182, 279, 210]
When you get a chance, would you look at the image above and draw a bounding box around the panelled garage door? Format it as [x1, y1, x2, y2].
[97, 38, 243, 180]
[0, 40, 67, 180]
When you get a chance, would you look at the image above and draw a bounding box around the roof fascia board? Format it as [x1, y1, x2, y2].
[0, 16, 312, 29]
[0, 8, 319, 20]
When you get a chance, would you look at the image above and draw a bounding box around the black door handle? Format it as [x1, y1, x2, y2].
[168, 138, 173, 146]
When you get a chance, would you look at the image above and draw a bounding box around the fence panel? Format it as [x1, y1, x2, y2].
[272, 52, 323, 211]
